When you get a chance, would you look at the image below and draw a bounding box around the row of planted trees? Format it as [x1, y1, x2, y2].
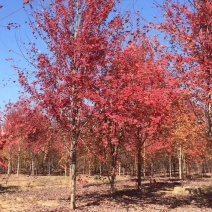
[0, 95, 212, 208]
[1, 128, 212, 178]
[0, 101, 212, 178]
[0, 0, 212, 210]
[0, 99, 211, 178]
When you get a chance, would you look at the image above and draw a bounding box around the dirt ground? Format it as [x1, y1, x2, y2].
[0, 174, 211, 212]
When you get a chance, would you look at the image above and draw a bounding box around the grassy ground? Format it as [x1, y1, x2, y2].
[0, 174, 212, 211]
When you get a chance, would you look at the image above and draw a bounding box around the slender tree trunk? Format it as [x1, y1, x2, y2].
[110, 155, 117, 193]
[202, 163, 205, 176]
[16, 142, 21, 177]
[7, 148, 11, 176]
[122, 167, 125, 177]
[31, 158, 35, 176]
[110, 168, 116, 193]
[169, 155, 172, 178]
[48, 160, 51, 175]
[137, 145, 142, 190]
[31, 156, 35, 176]
[205, 160, 208, 173]
[143, 140, 146, 178]
[203, 3, 212, 140]
[70, 138, 77, 210]
[64, 151, 68, 177]
[35, 161, 38, 176]
[137, 129, 143, 190]
[178, 143, 183, 180]
[109, 145, 118, 193]
[64, 164, 67, 177]
[173, 161, 176, 176]
[209, 94, 212, 139]
[133, 156, 136, 176]
[7, 159, 11, 175]
[99, 163, 102, 177]
[183, 156, 186, 177]
[118, 163, 121, 176]
[88, 160, 91, 176]
[83, 156, 86, 175]
[43, 147, 49, 175]
[198, 164, 201, 174]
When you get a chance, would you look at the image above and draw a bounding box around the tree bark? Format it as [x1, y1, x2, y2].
[83, 156, 86, 175]
[7, 148, 11, 176]
[48, 158, 51, 176]
[110, 173, 116, 193]
[31, 154, 35, 176]
[169, 155, 172, 178]
[118, 163, 121, 176]
[109, 144, 118, 193]
[143, 140, 146, 178]
[16, 142, 21, 177]
[88, 160, 91, 176]
[70, 138, 77, 210]
[178, 143, 183, 180]
[137, 129, 143, 190]
[137, 145, 142, 190]
[208, 92, 212, 140]
[122, 167, 125, 177]
[99, 163, 102, 177]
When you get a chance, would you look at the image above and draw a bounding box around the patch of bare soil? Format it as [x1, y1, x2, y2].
[0, 174, 211, 211]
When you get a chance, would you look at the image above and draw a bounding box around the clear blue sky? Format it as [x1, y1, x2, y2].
[0, 0, 167, 110]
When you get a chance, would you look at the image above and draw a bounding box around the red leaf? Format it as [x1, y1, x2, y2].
[23, 0, 30, 4]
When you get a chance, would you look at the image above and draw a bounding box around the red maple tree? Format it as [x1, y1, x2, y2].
[18, 0, 127, 209]
[160, 0, 212, 139]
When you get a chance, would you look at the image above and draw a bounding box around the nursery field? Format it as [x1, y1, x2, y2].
[0, 174, 212, 212]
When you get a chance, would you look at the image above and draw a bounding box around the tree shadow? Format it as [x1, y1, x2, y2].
[76, 181, 212, 210]
[0, 184, 20, 194]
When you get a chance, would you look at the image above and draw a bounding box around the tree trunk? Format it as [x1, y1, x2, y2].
[31, 155, 35, 176]
[16, 142, 21, 177]
[88, 160, 91, 176]
[118, 163, 121, 176]
[208, 94, 212, 139]
[7, 149, 11, 176]
[173, 161, 176, 176]
[133, 156, 136, 176]
[70, 140, 77, 210]
[183, 156, 187, 177]
[202, 163, 205, 176]
[143, 140, 146, 178]
[169, 155, 172, 178]
[83, 156, 86, 175]
[150, 162, 154, 178]
[110, 171, 116, 193]
[178, 143, 183, 180]
[64, 151, 68, 177]
[122, 167, 125, 177]
[137, 145, 142, 190]
[43, 147, 49, 175]
[137, 129, 143, 190]
[205, 160, 209, 173]
[48, 159, 51, 175]
[108, 143, 119, 194]
[99, 163, 102, 177]
[64, 162, 67, 177]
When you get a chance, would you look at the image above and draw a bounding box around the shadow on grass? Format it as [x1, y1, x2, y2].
[76, 181, 212, 210]
[0, 185, 20, 194]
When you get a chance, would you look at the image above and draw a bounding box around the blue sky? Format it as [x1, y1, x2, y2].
[0, 0, 166, 110]
[0, 0, 29, 109]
